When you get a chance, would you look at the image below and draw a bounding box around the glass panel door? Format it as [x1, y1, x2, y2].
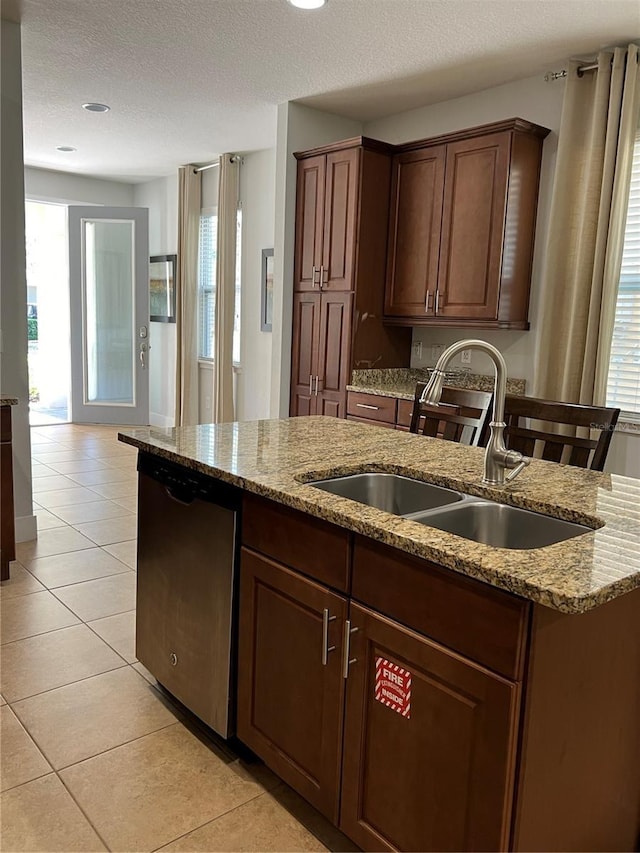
[69, 206, 149, 424]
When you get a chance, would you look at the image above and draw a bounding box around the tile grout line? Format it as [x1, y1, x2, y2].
[149, 789, 270, 852]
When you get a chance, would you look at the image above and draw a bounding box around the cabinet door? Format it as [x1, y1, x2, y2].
[321, 148, 359, 291]
[436, 132, 510, 320]
[317, 291, 351, 418]
[340, 603, 520, 852]
[384, 147, 446, 317]
[290, 292, 321, 416]
[294, 155, 325, 291]
[237, 548, 348, 822]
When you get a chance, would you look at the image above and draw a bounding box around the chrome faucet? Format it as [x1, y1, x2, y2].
[420, 339, 530, 486]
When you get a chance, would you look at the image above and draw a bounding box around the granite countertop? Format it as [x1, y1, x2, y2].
[347, 367, 526, 399]
[119, 417, 640, 615]
[0, 396, 19, 406]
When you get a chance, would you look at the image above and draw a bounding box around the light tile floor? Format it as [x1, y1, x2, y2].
[1, 424, 356, 853]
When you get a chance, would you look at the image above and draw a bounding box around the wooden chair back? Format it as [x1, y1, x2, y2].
[499, 394, 620, 471]
[410, 383, 493, 447]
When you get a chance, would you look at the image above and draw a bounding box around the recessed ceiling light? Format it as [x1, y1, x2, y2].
[56, 146, 77, 152]
[287, 0, 326, 8]
[82, 102, 110, 113]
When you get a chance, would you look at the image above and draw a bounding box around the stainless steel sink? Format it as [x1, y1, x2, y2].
[409, 500, 591, 550]
[308, 473, 463, 516]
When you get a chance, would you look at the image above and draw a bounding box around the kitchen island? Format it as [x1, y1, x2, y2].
[119, 416, 640, 852]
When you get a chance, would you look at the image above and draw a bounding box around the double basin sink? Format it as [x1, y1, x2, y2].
[309, 472, 591, 550]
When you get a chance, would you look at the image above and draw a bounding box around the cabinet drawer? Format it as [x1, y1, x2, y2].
[242, 493, 350, 593]
[352, 536, 529, 680]
[347, 392, 396, 423]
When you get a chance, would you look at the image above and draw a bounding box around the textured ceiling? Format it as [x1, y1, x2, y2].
[18, 0, 640, 182]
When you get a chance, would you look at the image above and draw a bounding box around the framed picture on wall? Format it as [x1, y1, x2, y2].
[149, 254, 177, 323]
[261, 248, 274, 332]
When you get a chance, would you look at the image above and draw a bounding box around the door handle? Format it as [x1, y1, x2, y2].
[140, 342, 148, 369]
[425, 291, 432, 312]
[319, 266, 324, 290]
[321, 266, 328, 288]
[314, 376, 319, 396]
[321, 608, 337, 665]
[311, 266, 319, 288]
[309, 374, 313, 395]
[342, 620, 359, 678]
[435, 289, 441, 314]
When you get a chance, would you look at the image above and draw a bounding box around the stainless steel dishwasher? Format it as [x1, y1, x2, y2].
[136, 453, 241, 738]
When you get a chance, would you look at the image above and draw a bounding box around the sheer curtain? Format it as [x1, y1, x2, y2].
[174, 165, 201, 426]
[534, 45, 640, 405]
[213, 154, 240, 423]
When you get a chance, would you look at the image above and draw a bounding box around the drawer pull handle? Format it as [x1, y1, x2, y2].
[321, 608, 337, 666]
[342, 620, 359, 679]
[169, 653, 178, 666]
[356, 403, 380, 411]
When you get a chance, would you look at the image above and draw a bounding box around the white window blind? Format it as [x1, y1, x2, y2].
[198, 213, 216, 360]
[197, 210, 242, 363]
[606, 130, 640, 417]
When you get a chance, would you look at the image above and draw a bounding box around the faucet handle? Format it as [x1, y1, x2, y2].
[505, 456, 530, 483]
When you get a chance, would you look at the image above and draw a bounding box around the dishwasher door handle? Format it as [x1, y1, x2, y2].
[164, 485, 196, 506]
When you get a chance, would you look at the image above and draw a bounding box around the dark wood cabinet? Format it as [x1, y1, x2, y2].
[1, 405, 16, 580]
[291, 291, 352, 418]
[290, 292, 321, 416]
[237, 547, 348, 822]
[340, 602, 520, 852]
[236, 494, 640, 851]
[290, 138, 412, 417]
[384, 119, 549, 329]
[385, 146, 446, 318]
[294, 148, 358, 293]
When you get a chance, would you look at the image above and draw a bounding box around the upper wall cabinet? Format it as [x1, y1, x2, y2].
[384, 119, 550, 329]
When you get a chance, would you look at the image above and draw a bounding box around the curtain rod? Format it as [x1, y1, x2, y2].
[193, 155, 243, 174]
[544, 60, 600, 83]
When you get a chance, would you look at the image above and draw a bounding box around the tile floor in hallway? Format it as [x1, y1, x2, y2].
[1, 423, 356, 853]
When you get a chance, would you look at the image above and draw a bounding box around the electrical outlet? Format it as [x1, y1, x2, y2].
[431, 344, 444, 362]
[461, 349, 472, 365]
[411, 341, 422, 360]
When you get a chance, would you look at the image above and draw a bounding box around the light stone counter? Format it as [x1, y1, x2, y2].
[119, 416, 640, 614]
[347, 367, 526, 399]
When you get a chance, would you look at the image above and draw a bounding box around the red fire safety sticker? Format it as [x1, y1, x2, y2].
[375, 657, 411, 718]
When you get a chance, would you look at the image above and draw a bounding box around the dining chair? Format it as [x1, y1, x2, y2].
[409, 383, 493, 447]
[497, 394, 620, 471]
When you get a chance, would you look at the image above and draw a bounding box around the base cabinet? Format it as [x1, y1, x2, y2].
[237, 547, 347, 822]
[340, 603, 520, 852]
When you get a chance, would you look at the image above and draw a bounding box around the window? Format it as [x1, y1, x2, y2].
[606, 130, 640, 418]
[198, 211, 216, 360]
[197, 208, 242, 364]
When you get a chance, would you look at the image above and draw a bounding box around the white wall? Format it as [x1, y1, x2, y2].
[364, 74, 566, 390]
[25, 167, 135, 206]
[237, 148, 276, 421]
[133, 174, 178, 427]
[271, 102, 363, 417]
[1, 21, 36, 542]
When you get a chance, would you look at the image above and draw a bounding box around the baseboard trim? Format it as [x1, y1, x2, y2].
[16, 514, 37, 543]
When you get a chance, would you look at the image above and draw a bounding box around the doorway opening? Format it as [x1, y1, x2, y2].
[25, 200, 70, 426]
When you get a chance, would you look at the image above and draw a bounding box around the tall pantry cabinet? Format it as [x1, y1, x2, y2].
[290, 138, 412, 417]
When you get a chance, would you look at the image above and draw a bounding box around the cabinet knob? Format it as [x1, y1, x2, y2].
[169, 652, 178, 666]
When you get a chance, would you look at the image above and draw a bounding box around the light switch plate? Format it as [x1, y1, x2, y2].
[461, 349, 472, 365]
[412, 341, 422, 360]
[431, 344, 444, 362]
